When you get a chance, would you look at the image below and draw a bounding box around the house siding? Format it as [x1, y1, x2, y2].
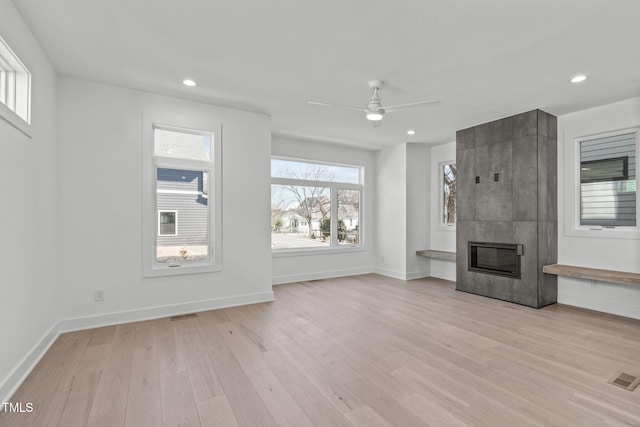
[579, 132, 636, 227]
[157, 168, 208, 247]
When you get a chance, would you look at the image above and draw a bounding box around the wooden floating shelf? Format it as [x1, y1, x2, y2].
[543, 264, 640, 287]
[416, 250, 456, 262]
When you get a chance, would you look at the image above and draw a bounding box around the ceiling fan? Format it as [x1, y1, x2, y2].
[308, 80, 440, 127]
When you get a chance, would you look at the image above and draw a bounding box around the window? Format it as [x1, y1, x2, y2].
[0, 35, 31, 136]
[441, 161, 457, 226]
[338, 189, 360, 244]
[577, 129, 637, 228]
[271, 157, 363, 251]
[143, 117, 221, 277]
[158, 210, 177, 236]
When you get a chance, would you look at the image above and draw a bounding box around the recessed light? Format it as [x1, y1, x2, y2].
[183, 79, 197, 87]
[407, 129, 416, 135]
[570, 75, 587, 83]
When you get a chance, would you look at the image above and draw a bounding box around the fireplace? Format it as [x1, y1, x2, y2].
[468, 241, 522, 279]
[456, 110, 557, 308]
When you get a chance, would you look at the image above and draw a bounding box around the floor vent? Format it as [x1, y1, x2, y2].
[170, 313, 198, 321]
[608, 372, 640, 391]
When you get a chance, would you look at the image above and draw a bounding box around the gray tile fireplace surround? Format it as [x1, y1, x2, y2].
[456, 109, 557, 308]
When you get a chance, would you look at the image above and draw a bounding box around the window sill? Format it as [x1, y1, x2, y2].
[272, 245, 367, 258]
[143, 263, 222, 277]
[434, 224, 456, 232]
[565, 226, 640, 240]
[0, 102, 31, 138]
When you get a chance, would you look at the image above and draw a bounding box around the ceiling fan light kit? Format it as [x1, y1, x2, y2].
[366, 80, 384, 121]
[366, 112, 383, 121]
[307, 80, 439, 128]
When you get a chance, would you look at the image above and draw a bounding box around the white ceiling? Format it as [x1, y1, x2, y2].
[13, 0, 640, 150]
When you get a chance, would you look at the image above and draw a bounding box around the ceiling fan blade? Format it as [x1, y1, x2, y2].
[383, 100, 441, 112]
[372, 120, 382, 128]
[307, 101, 367, 112]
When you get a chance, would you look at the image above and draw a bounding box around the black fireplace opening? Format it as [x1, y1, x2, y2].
[468, 241, 522, 279]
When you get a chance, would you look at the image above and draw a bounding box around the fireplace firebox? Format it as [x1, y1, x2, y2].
[468, 241, 523, 279]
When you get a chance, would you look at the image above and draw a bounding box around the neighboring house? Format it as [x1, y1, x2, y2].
[276, 201, 359, 241]
[155, 129, 210, 249]
[338, 203, 359, 231]
[156, 168, 208, 248]
[579, 132, 637, 227]
[281, 213, 310, 234]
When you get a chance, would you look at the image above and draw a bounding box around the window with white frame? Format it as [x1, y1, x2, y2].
[577, 129, 637, 229]
[440, 161, 457, 226]
[143, 119, 221, 276]
[0, 35, 31, 136]
[271, 158, 363, 250]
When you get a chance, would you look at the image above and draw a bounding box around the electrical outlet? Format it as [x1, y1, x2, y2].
[94, 289, 105, 302]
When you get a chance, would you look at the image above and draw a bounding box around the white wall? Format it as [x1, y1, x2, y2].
[374, 142, 453, 281]
[429, 141, 457, 281]
[0, 0, 59, 401]
[56, 77, 274, 328]
[374, 144, 408, 278]
[271, 136, 376, 283]
[406, 143, 431, 279]
[558, 97, 640, 319]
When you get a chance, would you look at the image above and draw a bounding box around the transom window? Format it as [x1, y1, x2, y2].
[271, 157, 363, 250]
[0, 35, 31, 136]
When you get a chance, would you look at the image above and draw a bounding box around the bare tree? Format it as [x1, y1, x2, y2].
[294, 191, 330, 237]
[338, 189, 359, 210]
[443, 163, 457, 223]
[278, 165, 333, 237]
[271, 202, 285, 230]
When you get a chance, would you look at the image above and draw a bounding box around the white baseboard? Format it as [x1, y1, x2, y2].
[58, 291, 275, 333]
[272, 266, 375, 285]
[558, 278, 640, 320]
[374, 267, 431, 281]
[0, 323, 60, 404]
[0, 290, 275, 402]
[430, 268, 456, 282]
[406, 269, 431, 280]
[374, 266, 409, 280]
[559, 292, 640, 320]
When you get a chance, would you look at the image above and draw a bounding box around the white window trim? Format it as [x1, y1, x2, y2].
[566, 127, 640, 240]
[0, 36, 31, 138]
[436, 160, 456, 231]
[143, 115, 222, 277]
[271, 156, 365, 253]
[272, 246, 367, 258]
[158, 210, 178, 236]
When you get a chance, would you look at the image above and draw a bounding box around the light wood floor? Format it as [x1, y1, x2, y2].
[2, 274, 640, 426]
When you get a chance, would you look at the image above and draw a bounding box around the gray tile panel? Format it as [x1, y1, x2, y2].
[514, 110, 538, 138]
[456, 127, 475, 152]
[513, 135, 538, 221]
[537, 135, 549, 221]
[456, 148, 476, 221]
[537, 109, 548, 137]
